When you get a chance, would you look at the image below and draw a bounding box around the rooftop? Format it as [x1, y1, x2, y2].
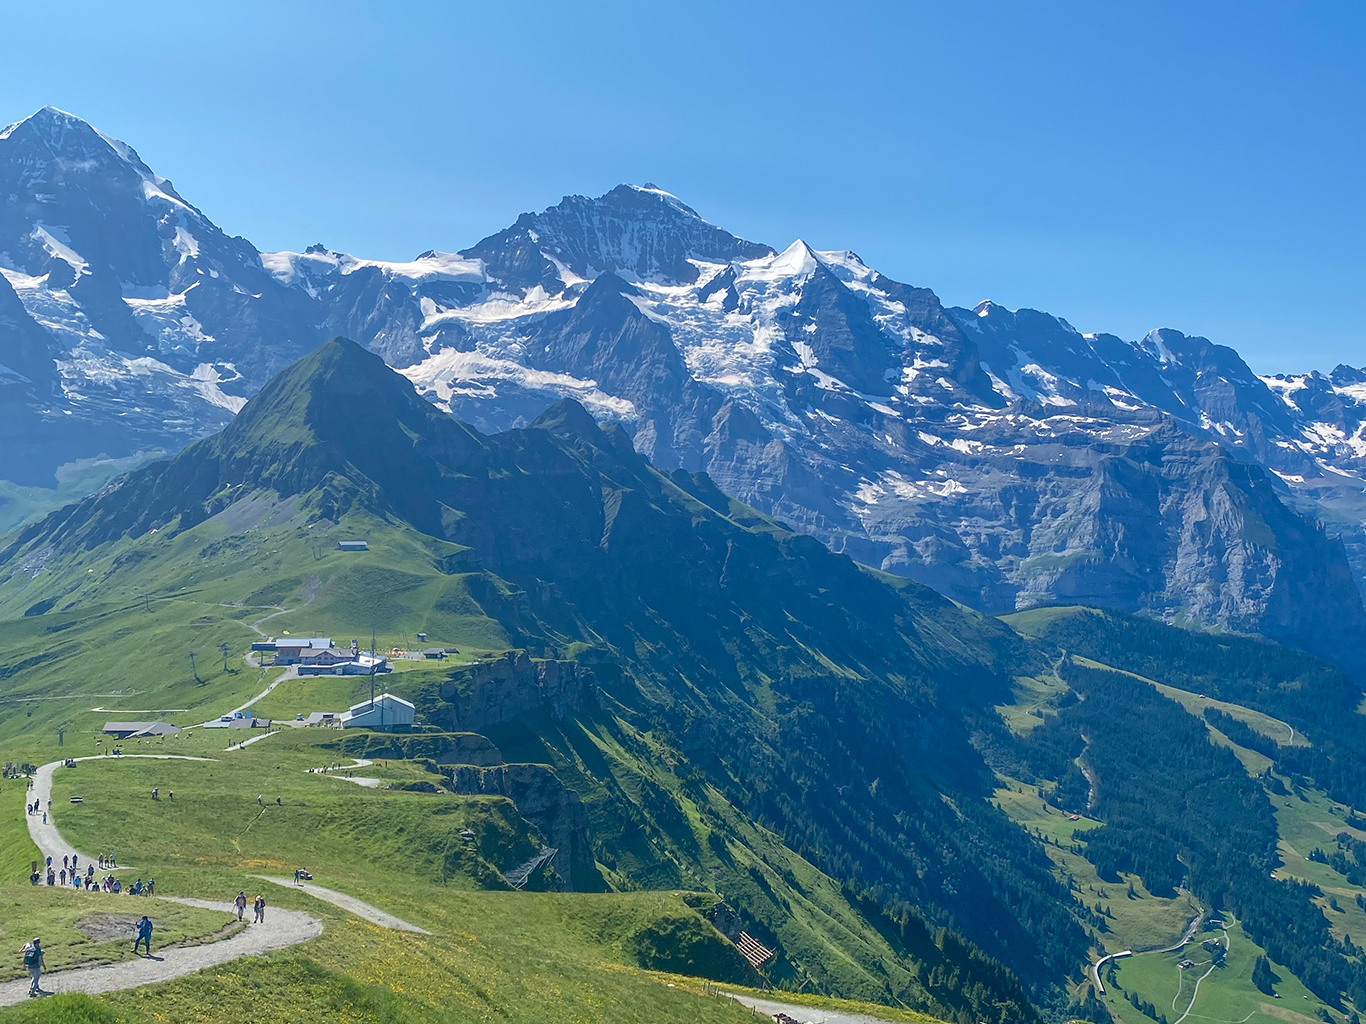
[275, 637, 333, 649]
[346, 693, 415, 713]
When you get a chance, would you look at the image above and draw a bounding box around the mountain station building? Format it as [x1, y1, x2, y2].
[341, 693, 415, 731]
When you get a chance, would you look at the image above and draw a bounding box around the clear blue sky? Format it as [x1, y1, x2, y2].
[2, 0, 1361, 372]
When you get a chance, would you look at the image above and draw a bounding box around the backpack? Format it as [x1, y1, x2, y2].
[22, 945, 39, 967]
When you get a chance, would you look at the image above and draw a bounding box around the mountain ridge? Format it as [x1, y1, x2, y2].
[0, 335, 1094, 1014]
[2, 106, 1364, 666]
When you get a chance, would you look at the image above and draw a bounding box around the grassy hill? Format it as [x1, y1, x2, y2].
[9, 342, 1366, 1022]
[0, 339, 1091, 1020]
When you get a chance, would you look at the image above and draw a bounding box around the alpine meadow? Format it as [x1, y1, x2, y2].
[0, 7, 1361, 1021]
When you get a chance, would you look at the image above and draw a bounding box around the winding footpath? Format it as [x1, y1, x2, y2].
[7, 755, 324, 1004]
[253, 877, 430, 934]
[724, 992, 902, 1024]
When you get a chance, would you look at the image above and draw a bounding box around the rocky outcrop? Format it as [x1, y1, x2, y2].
[334, 731, 504, 766]
[445, 762, 597, 891]
[432, 652, 585, 733]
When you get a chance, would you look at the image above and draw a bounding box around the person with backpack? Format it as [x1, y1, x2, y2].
[234, 891, 247, 921]
[22, 938, 44, 997]
[253, 895, 265, 923]
[133, 916, 153, 956]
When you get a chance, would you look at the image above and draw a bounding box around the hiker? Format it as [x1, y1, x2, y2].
[98, 854, 104, 869]
[109, 853, 116, 867]
[41, 811, 45, 824]
[22, 938, 44, 997]
[131, 879, 143, 896]
[112, 878, 121, 894]
[146, 878, 155, 896]
[253, 895, 265, 924]
[62, 856, 68, 873]
[58, 869, 65, 886]
[257, 795, 263, 806]
[45, 870, 53, 886]
[71, 855, 77, 872]
[151, 787, 158, 801]
[235, 891, 247, 921]
[133, 916, 153, 955]
[168, 791, 173, 801]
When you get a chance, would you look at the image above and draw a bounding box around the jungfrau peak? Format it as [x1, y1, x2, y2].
[2, 106, 1365, 665]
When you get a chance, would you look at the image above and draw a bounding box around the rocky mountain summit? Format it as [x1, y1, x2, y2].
[1, 107, 1363, 660]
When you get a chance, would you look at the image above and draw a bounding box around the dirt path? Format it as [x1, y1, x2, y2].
[10, 758, 323, 1005]
[724, 992, 902, 1023]
[28, 755, 217, 869]
[223, 665, 297, 719]
[252, 876, 429, 933]
[0, 895, 321, 1005]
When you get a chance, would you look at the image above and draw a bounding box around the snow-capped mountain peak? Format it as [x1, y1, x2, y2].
[3, 114, 1366, 664]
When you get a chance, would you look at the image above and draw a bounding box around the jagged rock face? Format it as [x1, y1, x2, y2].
[459, 183, 775, 293]
[446, 762, 594, 891]
[0, 107, 320, 484]
[433, 652, 585, 733]
[4, 107, 1365, 660]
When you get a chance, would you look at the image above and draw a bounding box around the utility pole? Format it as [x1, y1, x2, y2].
[219, 642, 231, 672]
[188, 650, 202, 685]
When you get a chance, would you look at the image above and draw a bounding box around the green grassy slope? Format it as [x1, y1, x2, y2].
[992, 610, 1366, 1021]
[0, 725, 924, 1024]
[0, 339, 1092, 1019]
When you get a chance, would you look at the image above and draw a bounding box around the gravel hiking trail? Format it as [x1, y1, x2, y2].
[28, 755, 216, 870]
[3, 757, 323, 1005]
[252, 876, 430, 933]
[723, 992, 904, 1023]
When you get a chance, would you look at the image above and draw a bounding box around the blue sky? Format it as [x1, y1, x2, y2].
[2, 0, 1360, 372]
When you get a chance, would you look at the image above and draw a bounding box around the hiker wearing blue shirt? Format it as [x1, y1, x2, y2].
[22, 939, 44, 995]
[133, 916, 153, 955]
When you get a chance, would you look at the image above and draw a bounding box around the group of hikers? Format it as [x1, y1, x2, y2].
[233, 890, 268, 924]
[22, 915, 155, 997]
[29, 853, 145, 895]
[25, 798, 48, 823]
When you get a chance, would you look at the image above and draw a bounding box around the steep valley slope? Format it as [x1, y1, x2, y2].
[4, 341, 1366, 1023]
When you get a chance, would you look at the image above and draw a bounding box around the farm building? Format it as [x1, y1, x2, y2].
[337, 540, 368, 551]
[102, 722, 182, 739]
[341, 693, 415, 731]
